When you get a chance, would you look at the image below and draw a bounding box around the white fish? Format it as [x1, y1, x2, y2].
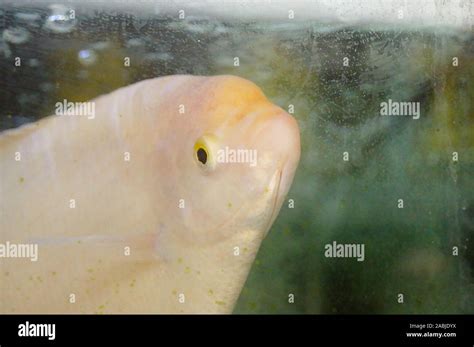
[0, 75, 300, 313]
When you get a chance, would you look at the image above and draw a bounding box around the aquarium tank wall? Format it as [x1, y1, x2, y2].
[0, 0, 473, 315]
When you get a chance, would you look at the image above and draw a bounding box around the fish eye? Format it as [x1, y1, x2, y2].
[196, 147, 208, 165]
[193, 135, 216, 170]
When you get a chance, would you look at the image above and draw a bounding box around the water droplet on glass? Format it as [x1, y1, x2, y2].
[78, 49, 97, 66]
[45, 4, 77, 33]
[2, 27, 30, 45]
[15, 12, 41, 22]
[90, 41, 110, 51]
[126, 38, 143, 47]
[0, 40, 12, 58]
[28, 58, 40, 67]
[143, 52, 172, 62]
[39, 82, 54, 92]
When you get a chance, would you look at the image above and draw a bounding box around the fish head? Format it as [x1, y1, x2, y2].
[157, 75, 300, 247]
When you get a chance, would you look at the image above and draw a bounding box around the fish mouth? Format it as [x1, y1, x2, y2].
[263, 168, 283, 237]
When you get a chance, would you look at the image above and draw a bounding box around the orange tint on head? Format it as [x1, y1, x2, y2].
[202, 75, 277, 127]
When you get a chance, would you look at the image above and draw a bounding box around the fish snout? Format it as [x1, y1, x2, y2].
[256, 109, 301, 233]
[273, 111, 300, 206]
[261, 109, 301, 192]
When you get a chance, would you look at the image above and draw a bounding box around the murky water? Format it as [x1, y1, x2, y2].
[1, 1, 473, 313]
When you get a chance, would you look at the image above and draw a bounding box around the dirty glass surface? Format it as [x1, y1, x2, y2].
[0, 1, 473, 314]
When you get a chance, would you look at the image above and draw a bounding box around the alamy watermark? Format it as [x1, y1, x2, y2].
[0, 241, 38, 261]
[55, 99, 95, 119]
[216, 146, 257, 167]
[380, 99, 420, 120]
[324, 241, 365, 262]
[18, 321, 55, 340]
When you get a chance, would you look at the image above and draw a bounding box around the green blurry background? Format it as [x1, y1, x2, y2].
[1, 3, 473, 313]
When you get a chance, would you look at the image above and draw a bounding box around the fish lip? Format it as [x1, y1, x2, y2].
[263, 168, 283, 238]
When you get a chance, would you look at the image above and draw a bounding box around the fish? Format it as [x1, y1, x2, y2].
[0, 75, 300, 313]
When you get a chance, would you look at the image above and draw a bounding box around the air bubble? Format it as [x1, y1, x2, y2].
[2, 27, 30, 45]
[45, 4, 77, 33]
[78, 49, 97, 66]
